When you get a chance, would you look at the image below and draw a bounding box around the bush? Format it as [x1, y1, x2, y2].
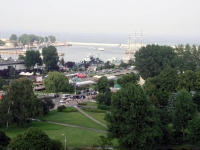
[76, 85, 90, 90]
[50, 139, 64, 150]
[82, 107, 106, 113]
[62, 107, 78, 113]
[57, 105, 66, 112]
[97, 104, 111, 111]
[77, 103, 87, 106]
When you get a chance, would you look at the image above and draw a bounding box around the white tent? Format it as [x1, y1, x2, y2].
[76, 80, 96, 86]
[19, 72, 34, 76]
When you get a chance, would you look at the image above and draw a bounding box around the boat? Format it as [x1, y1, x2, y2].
[82, 52, 103, 65]
[98, 48, 104, 51]
[65, 42, 72, 47]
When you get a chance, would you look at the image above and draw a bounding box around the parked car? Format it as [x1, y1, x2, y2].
[62, 94, 71, 99]
[60, 98, 66, 103]
[49, 93, 59, 98]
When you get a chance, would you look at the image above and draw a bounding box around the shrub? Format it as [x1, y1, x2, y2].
[97, 104, 111, 111]
[82, 107, 106, 113]
[77, 103, 87, 106]
[76, 85, 90, 90]
[57, 105, 66, 112]
[62, 107, 78, 113]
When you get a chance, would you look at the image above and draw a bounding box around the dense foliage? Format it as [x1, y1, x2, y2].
[0, 78, 43, 130]
[42, 46, 59, 72]
[44, 71, 73, 92]
[105, 84, 161, 149]
[134, 44, 176, 79]
[0, 131, 11, 147]
[9, 127, 53, 149]
[24, 50, 42, 69]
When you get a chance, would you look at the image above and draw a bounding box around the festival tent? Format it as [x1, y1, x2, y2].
[77, 73, 86, 78]
[19, 72, 34, 76]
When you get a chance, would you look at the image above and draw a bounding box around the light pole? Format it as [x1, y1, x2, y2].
[62, 134, 66, 150]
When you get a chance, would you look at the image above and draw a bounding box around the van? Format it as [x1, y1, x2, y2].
[61, 94, 71, 99]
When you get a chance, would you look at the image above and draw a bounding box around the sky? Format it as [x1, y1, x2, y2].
[0, 0, 200, 43]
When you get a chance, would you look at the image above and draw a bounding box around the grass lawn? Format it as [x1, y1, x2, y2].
[82, 111, 107, 125]
[39, 110, 106, 130]
[0, 121, 106, 147]
[84, 101, 98, 107]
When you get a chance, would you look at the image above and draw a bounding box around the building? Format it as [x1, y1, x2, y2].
[0, 57, 25, 70]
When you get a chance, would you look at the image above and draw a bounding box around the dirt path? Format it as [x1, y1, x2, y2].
[74, 106, 107, 128]
[45, 120, 107, 133]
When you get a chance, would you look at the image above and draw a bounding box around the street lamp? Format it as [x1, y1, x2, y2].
[62, 134, 66, 150]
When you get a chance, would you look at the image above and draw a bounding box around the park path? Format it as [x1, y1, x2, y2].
[44, 120, 107, 133]
[74, 106, 107, 128]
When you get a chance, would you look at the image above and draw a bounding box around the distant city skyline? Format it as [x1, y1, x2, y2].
[0, 0, 200, 44]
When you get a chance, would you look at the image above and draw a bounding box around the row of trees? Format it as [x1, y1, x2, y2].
[18, 45, 59, 72]
[10, 34, 56, 45]
[134, 44, 200, 80]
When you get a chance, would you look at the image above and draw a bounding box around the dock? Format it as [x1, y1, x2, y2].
[0, 50, 64, 56]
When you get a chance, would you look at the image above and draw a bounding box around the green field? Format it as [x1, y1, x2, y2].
[39, 110, 106, 130]
[84, 101, 98, 107]
[83, 111, 107, 125]
[0, 121, 106, 147]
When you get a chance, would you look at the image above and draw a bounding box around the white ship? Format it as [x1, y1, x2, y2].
[98, 47, 104, 51]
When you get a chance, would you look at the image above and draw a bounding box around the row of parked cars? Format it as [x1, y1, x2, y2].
[59, 90, 98, 103]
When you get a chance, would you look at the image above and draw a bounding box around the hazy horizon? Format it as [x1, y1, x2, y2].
[1, 0, 200, 45]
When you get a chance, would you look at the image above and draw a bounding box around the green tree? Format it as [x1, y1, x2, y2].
[177, 70, 195, 92]
[172, 90, 197, 141]
[2, 78, 43, 128]
[50, 139, 64, 150]
[105, 84, 161, 150]
[187, 116, 200, 147]
[134, 44, 176, 79]
[45, 36, 49, 42]
[44, 71, 69, 92]
[0, 130, 11, 147]
[9, 127, 52, 150]
[48, 35, 56, 43]
[18, 54, 26, 60]
[0, 40, 5, 46]
[157, 66, 178, 92]
[96, 76, 110, 94]
[143, 76, 171, 108]
[9, 34, 18, 41]
[117, 72, 139, 87]
[41, 97, 55, 115]
[95, 76, 112, 106]
[60, 57, 65, 66]
[24, 50, 42, 69]
[0, 77, 2, 90]
[42, 46, 59, 72]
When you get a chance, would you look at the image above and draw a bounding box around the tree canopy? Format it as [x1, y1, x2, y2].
[105, 84, 161, 149]
[48, 35, 56, 43]
[24, 50, 42, 69]
[44, 71, 69, 92]
[9, 34, 18, 41]
[134, 44, 176, 79]
[42, 46, 59, 72]
[0, 78, 43, 130]
[9, 127, 52, 150]
[117, 72, 139, 87]
[172, 90, 197, 141]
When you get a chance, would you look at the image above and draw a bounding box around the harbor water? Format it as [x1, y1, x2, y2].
[0, 45, 125, 63]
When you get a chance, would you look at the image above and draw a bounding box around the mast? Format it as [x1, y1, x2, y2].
[141, 29, 143, 47]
